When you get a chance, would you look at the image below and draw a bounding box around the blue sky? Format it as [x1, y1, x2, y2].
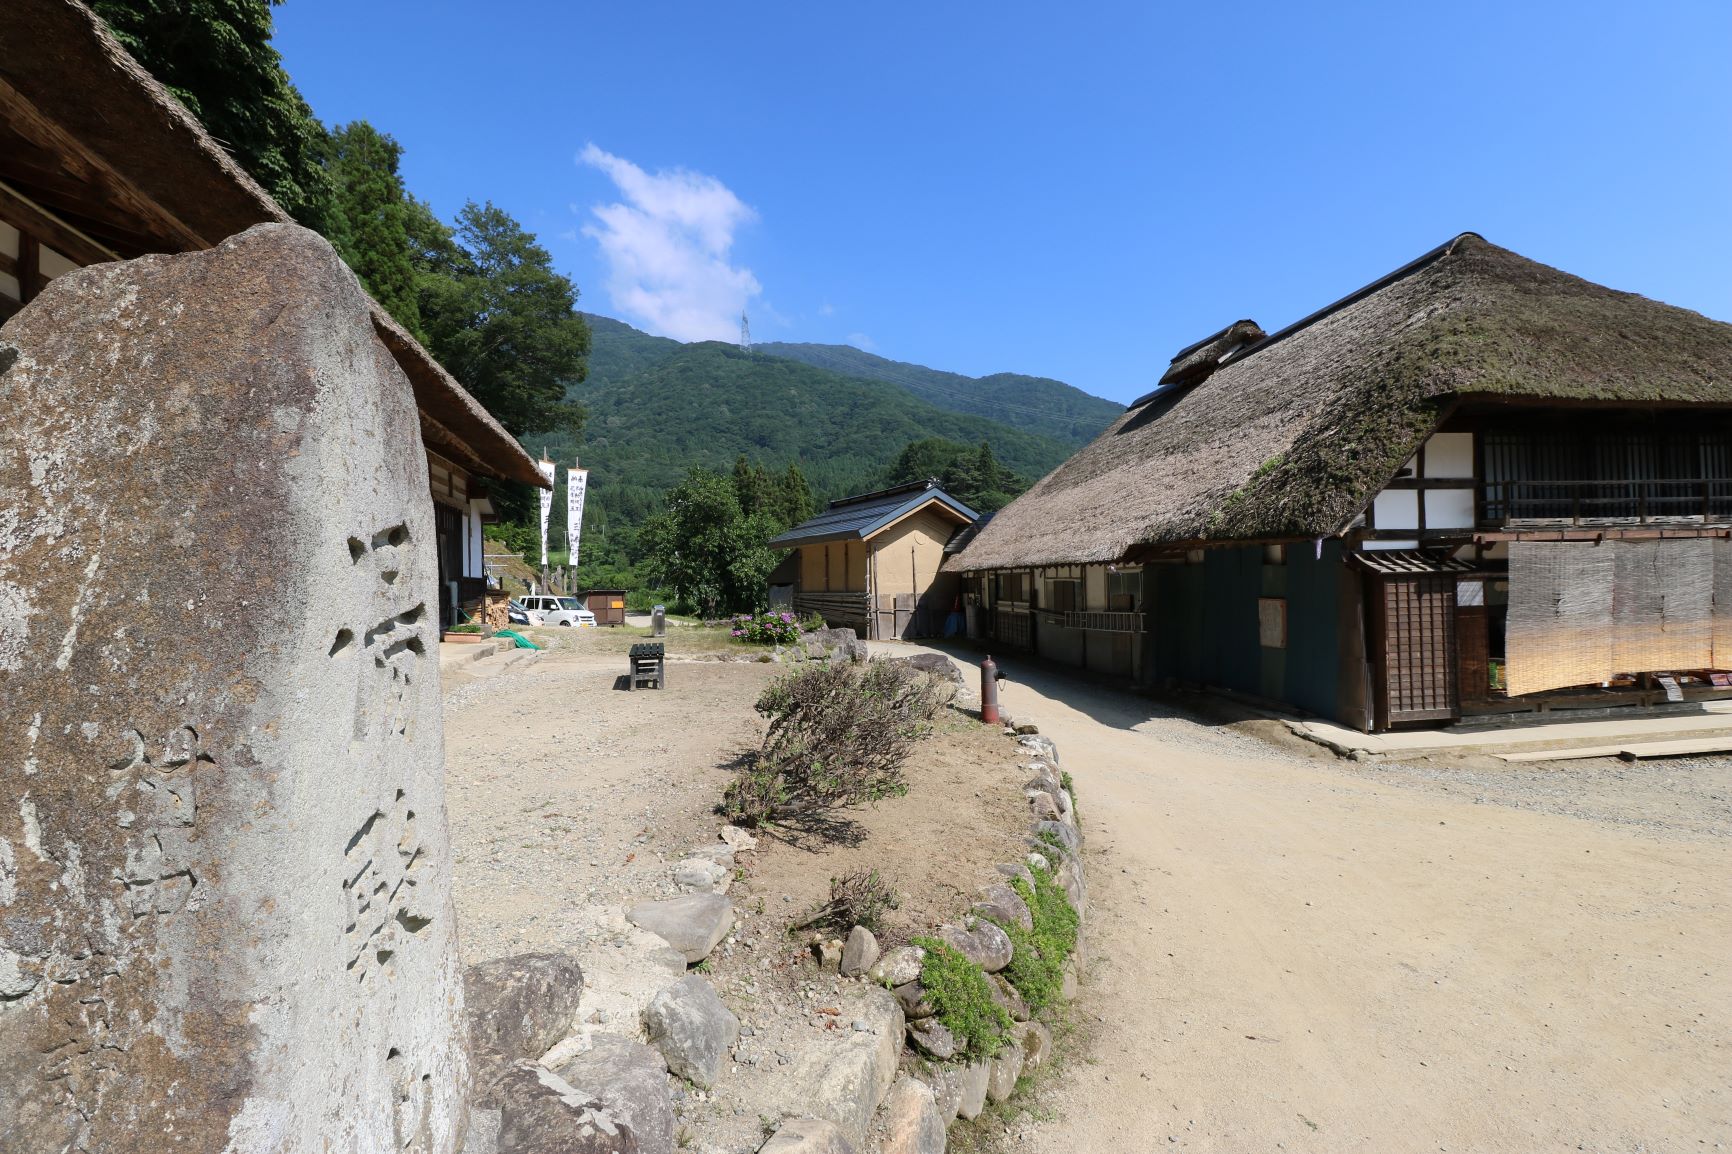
[274, 1, 1732, 404]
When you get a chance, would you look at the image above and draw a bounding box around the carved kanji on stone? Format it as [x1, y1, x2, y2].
[0, 225, 467, 1153]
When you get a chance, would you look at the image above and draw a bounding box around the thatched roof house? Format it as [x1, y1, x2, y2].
[951, 233, 1732, 572]
[949, 236, 1732, 732]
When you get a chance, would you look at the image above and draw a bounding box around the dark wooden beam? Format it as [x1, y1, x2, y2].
[17, 232, 39, 304]
[0, 179, 118, 266]
[0, 76, 208, 251]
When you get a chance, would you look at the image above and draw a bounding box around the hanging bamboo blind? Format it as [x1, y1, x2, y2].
[1507, 539, 1724, 695]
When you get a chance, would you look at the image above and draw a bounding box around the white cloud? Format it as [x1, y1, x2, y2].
[845, 332, 876, 352]
[578, 144, 760, 343]
[818, 302, 835, 317]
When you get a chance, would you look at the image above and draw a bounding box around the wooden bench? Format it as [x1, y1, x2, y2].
[628, 642, 665, 690]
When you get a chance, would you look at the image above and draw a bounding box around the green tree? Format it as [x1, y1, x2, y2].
[324, 121, 421, 336]
[732, 455, 777, 520]
[886, 437, 965, 486]
[776, 462, 816, 528]
[409, 200, 590, 439]
[883, 436, 1025, 512]
[91, 0, 334, 230]
[640, 468, 778, 617]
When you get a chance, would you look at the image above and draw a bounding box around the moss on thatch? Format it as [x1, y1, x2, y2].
[949, 234, 1732, 571]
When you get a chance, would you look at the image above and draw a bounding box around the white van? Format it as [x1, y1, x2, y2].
[519, 594, 596, 628]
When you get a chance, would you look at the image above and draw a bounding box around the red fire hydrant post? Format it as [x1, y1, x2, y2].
[980, 655, 1001, 725]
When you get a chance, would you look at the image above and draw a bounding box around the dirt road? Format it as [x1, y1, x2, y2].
[890, 645, 1732, 1153]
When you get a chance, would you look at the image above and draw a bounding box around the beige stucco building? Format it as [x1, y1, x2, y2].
[769, 480, 978, 639]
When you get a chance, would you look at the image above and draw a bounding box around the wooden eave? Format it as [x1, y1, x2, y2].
[0, 75, 215, 259]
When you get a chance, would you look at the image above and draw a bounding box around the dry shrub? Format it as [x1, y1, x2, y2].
[723, 659, 942, 829]
[791, 868, 899, 935]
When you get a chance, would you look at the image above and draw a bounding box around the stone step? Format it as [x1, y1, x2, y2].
[1496, 733, 1732, 762]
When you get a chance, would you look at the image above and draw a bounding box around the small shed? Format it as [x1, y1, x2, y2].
[768, 479, 978, 639]
[583, 589, 628, 627]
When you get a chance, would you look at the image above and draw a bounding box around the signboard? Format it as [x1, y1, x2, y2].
[567, 464, 589, 570]
[536, 457, 556, 567]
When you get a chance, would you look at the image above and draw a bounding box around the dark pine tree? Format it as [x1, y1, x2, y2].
[325, 121, 422, 337]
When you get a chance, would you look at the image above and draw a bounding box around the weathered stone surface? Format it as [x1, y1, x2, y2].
[1018, 1020, 1053, 1068]
[1017, 734, 1059, 762]
[990, 973, 1029, 1022]
[642, 974, 739, 1089]
[1061, 956, 1080, 1001]
[758, 1118, 857, 1154]
[927, 1064, 966, 1121]
[814, 937, 845, 970]
[900, 652, 963, 683]
[1013, 723, 1040, 736]
[555, 1034, 676, 1154]
[1055, 856, 1088, 916]
[785, 986, 903, 1146]
[805, 627, 868, 665]
[684, 843, 736, 868]
[544, 921, 686, 1060]
[720, 824, 759, 852]
[671, 856, 729, 893]
[1026, 790, 1061, 821]
[940, 919, 1014, 973]
[906, 1017, 958, 1060]
[466, 953, 585, 1063]
[866, 944, 925, 987]
[840, 924, 880, 977]
[0, 224, 466, 1151]
[878, 1075, 946, 1154]
[626, 894, 735, 963]
[495, 1061, 639, 1153]
[892, 979, 935, 1019]
[955, 1059, 991, 1120]
[974, 883, 1033, 932]
[995, 861, 1035, 888]
[461, 1107, 503, 1154]
[1034, 819, 1081, 855]
[986, 1037, 1025, 1103]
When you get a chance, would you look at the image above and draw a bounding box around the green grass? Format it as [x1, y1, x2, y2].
[911, 937, 1014, 1059]
[984, 865, 1081, 1014]
[1034, 829, 1069, 861]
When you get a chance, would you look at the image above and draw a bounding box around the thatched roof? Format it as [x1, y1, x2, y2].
[0, 0, 547, 489]
[949, 233, 1732, 572]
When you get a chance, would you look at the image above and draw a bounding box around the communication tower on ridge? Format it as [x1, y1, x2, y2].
[740, 308, 752, 351]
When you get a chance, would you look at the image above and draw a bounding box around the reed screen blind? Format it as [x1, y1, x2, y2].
[1506, 539, 1726, 695]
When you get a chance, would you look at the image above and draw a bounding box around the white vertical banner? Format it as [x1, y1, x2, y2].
[537, 457, 556, 568]
[567, 464, 589, 571]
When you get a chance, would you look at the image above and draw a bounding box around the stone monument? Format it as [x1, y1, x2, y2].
[0, 224, 467, 1152]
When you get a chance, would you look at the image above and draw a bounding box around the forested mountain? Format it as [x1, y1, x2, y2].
[537, 332, 1092, 535]
[756, 341, 1122, 447]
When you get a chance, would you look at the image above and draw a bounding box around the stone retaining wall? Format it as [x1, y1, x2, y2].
[459, 697, 1085, 1154]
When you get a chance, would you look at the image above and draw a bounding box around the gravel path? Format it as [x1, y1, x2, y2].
[880, 643, 1732, 1154]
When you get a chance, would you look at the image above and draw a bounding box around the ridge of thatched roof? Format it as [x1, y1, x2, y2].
[1, 0, 547, 489]
[949, 233, 1732, 572]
